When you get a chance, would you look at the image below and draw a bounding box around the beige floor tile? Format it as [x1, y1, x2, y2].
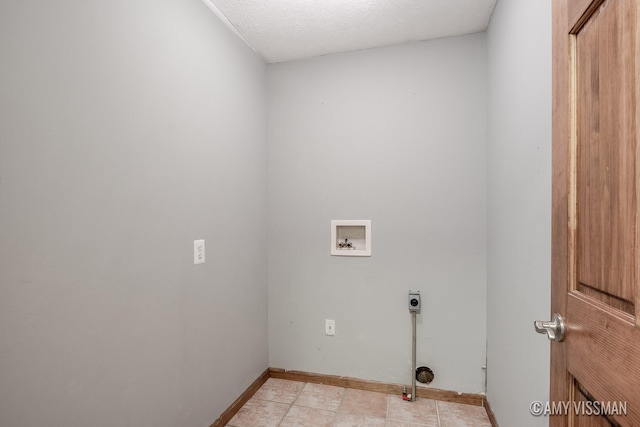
[335, 412, 386, 426]
[385, 421, 437, 427]
[386, 395, 439, 425]
[252, 378, 305, 404]
[294, 383, 344, 411]
[228, 379, 494, 427]
[278, 405, 336, 427]
[437, 401, 492, 427]
[226, 398, 289, 427]
[338, 388, 389, 419]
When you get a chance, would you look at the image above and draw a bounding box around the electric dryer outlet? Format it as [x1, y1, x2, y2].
[408, 292, 421, 312]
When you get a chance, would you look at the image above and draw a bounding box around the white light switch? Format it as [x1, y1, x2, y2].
[194, 240, 205, 265]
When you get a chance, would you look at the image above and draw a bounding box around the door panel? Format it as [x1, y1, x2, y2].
[566, 293, 640, 422]
[574, 382, 615, 427]
[552, 0, 640, 426]
[568, 0, 606, 30]
[576, 0, 636, 307]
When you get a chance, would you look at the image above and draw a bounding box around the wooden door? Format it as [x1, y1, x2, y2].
[552, 0, 640, 426]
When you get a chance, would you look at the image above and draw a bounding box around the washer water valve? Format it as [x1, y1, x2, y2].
[402, 386, 411, 401]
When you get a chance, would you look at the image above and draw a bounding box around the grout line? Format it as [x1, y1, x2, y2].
[384, 393, 393, 423]
[269, 379, 306, 427]
[275, 404, 288, 427]
[292, 381, 306, 405]
[289, 385, 343, 412]
[435, 400, 441, 427]
[336, 385, 346, 413]
[385, 392, 390, 421]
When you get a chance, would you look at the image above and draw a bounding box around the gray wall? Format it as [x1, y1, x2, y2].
[486, 0, 552, 425]
[267, 34, 488, 393]
[0, 0, 268, 425]
[0, 0, 554, 423]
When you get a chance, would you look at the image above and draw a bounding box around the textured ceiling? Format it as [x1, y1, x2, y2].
[205, 0, 497, 63]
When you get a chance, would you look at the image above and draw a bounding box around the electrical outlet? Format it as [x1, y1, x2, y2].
[194, 240, 205, 265]
[325, 319, 335, 336]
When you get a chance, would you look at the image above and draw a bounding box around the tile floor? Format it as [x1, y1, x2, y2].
[226, 378, 492, 427]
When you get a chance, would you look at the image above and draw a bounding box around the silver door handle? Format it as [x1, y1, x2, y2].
[534, 313, 565, 342]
